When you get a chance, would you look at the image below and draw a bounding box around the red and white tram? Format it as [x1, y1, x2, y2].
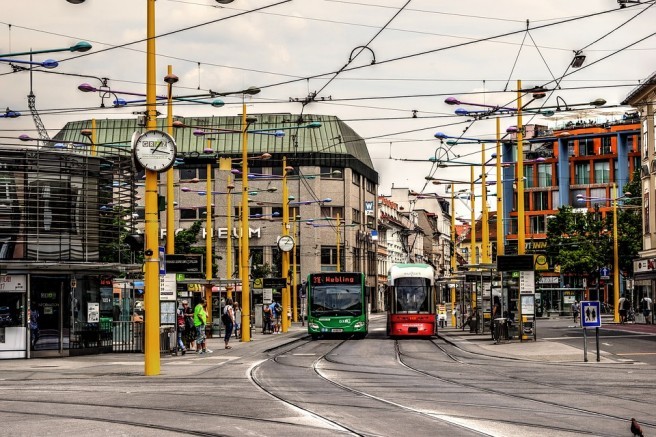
[386, 263, 437, 337]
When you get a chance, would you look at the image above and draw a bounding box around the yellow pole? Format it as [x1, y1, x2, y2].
[470, 167, 475, 265]
[336, 212, 341, 272]
[240, 103, 251, 342]
[292, 208, 298, 322]
[205, 161, 213, 324]
[166, 65, 175, 255]
[517, 79, 526, 255]
[496, 118, 504, 257]
[226, 175, 233, 300]
[144, 0, 160, 376]
[613, 183, 620, 323]
[481, 143, 490, 264]
[451, 184, 456, 274]
[281, 157, 291, 333]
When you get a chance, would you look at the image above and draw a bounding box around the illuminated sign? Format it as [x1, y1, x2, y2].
[311, 273, 362, 285]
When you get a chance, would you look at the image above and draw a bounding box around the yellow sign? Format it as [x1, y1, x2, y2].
[253, 277, 263, 289]
[534, 254, 549, 271]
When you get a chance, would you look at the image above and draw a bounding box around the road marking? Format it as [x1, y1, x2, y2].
[616, 352, 656, 356]
[292, 353, 316, 356]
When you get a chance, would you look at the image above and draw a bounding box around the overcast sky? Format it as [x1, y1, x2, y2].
[2, 0, 655, 218]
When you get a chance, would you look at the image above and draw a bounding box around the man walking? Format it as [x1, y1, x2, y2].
[193, 298, 212, 355]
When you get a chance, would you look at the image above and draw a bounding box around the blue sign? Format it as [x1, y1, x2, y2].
[159, 246, 166, 275]
[599, 267, 610, 280]
[580, 301, 601, 328]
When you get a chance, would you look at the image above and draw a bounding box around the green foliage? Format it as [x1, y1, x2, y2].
[546, 172, 642, 278]
[252, 262, 272, 279]
[174, 220, 218, 277]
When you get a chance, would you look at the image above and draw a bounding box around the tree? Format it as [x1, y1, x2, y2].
[546, 206, 609, 280]
[546, 171, 643, 285]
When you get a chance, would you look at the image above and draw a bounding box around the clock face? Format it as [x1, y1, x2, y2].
[278, 235, 295, 252]
[134, 130, 177, 172]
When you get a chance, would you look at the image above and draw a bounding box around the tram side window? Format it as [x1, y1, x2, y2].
[394, 278, 429, 313]
[0, 293, 24, 327]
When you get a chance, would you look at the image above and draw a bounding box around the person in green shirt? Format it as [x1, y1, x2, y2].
[193, 298, 212, 354]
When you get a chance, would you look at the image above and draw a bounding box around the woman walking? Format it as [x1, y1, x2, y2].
[223, 298, 235, 349]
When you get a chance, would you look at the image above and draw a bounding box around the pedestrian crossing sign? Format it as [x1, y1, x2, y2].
[580, 301, 602, 328]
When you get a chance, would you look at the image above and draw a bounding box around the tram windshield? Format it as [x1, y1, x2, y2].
[394, 277, 430, 312]
[310, 285, 363, 316]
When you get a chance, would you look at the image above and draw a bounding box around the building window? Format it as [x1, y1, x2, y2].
[533, 191, 549, 211]
[248, 207, 263, 218]
[353, 247, 361, 271]
[567, 140, 575, 157]
[180, 207, 206, 220]
[524, 166, 534, 188]
[601, 137, 612, 155]
[579, 138, 594, 156]
[551, 190, 560, 209]
[321, 206, 344, 219]
[352, 171, 361, 186]
[571, 189, 585, 207]
[320, 246, 344, 271]
[574, 163, 590, 184]
[179, 167, 207, 181]
[249, 167, 263, 175]
[644, 192, 650, 234]
[352, 208, 361, 224]
[594, 161, 610, 183]
[320, 166, 343, 179]
[365, 179, 375, 194]
[530, 216, 546, 233]
[537, 163, 551, 187]
[271, 166, 283, 176]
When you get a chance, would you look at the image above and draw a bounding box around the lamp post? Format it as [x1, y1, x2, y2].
[450, 183, 457, 327]
[516, 80, 526, 255]
[281, 156, 292, 333]
[496, 118, 504, 258]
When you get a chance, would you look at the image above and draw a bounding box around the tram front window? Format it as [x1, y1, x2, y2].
[310, 286, 362, 316]
[395, 278, 429, 312]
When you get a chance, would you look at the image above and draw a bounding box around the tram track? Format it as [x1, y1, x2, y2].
[394, 339, 654, 435]
[431, 337, 656, 424]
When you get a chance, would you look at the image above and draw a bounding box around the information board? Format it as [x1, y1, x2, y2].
[580, 301, 601, 328]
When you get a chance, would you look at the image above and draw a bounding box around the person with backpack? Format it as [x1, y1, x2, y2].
[222, 298, 235, 349]
[641, 295, 652, 324]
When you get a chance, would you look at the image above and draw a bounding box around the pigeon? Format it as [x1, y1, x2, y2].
[631, 418, 644, 437]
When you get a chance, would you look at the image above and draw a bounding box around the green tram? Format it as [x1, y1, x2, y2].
[307, 272, 368, 340]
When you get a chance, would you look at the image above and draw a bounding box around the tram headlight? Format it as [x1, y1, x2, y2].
[309, 323, 320, 330]
[353, 321, 365, 329]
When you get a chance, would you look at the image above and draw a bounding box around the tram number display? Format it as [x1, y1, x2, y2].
[310, 273, 362, 285]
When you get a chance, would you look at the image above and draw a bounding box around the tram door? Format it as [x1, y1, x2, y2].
[31, 277, 69, 357]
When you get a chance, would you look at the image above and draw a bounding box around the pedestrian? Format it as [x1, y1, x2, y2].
[262, 304, 273, 334]
[222, 298, 235, 349]
[176, 301, 187, 355]
[270, 300, 282, 334]
[193, 298, 212, 354]
[452, 306, 459, 328]
[572, 301, 580, 324]
[181, 300, 195, 350]
[640, 295, 652, 324]
[233, 302, 242, 339]
[619, 295, 628, 324]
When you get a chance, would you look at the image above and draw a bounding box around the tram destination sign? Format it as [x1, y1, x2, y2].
[310, 273, 362, 285]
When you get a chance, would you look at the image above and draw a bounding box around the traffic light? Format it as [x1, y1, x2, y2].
[158, 195, 166, 212]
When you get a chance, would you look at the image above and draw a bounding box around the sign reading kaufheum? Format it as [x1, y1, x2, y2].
[165, 254, 202, 273]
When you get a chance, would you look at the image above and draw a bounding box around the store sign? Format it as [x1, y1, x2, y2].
[0, 275, 26, 292]
[538, 276, 559, 284]
[634, 258, 656, 273]
[365, 201, 374, 216]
